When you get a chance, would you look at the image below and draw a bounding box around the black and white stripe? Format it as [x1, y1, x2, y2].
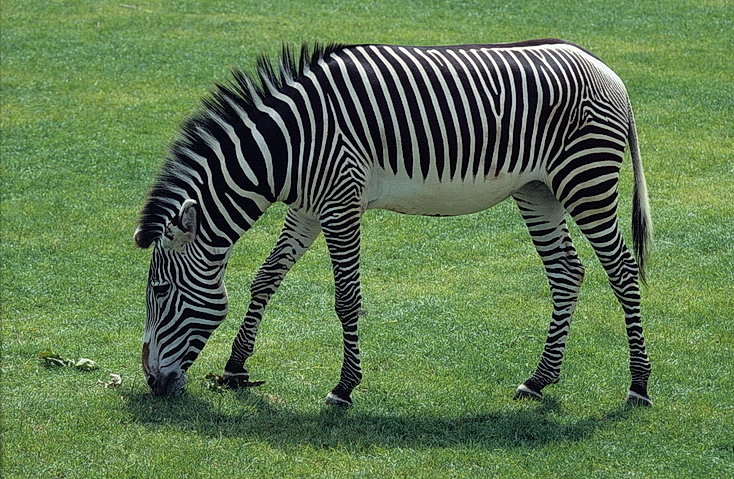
[136, 39, 652, 405]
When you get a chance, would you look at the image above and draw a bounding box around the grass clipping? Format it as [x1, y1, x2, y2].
[39, 351, 123, 388]
[39, 351, 99, 371]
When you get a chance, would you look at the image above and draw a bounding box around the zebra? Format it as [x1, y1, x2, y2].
[135, 39, 653, 406]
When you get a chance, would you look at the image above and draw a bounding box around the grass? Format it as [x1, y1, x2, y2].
[2, 0, 733, 477]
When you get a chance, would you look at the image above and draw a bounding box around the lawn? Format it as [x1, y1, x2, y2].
[2, 0, 733, 477]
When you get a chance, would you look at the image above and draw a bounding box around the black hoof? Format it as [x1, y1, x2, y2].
[217, 372, 265, 389]
[326, 386, 352, 407]
[514, 383, 543, 401]
[325, 392, 352, 406]
[626, 390, 653, 406]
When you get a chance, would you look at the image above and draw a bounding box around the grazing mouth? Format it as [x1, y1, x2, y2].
[147, 371, 187, 396]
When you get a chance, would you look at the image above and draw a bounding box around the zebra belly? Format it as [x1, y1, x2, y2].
[365, 172, 540, 216]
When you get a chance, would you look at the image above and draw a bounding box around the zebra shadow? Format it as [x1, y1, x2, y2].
[124, 389, 639, 451]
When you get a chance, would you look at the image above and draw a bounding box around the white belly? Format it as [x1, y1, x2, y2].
[365, 170, 541, 216]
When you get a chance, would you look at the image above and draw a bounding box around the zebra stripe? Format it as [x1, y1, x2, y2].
[136, 39, 652, 405]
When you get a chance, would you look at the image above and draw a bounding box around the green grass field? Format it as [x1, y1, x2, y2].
[2, 0, 733, 477]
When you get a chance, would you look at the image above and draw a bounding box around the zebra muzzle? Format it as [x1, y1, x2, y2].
[146, 370, 186, 396]
[142, 342, 187, 396]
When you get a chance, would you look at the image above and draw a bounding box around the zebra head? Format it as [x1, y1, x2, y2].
[135, 199, 230, 396]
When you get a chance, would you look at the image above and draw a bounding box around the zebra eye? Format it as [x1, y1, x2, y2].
[152, 283, 171, 298]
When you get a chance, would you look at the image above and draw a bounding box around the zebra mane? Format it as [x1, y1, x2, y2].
[229, 42, 348, 110]
[135, 42, 349, 249]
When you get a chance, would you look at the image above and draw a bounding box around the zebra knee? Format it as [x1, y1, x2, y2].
[560, 252, 585, 280]
[563, 262, 585, 291]
[547, 264, 585, 304]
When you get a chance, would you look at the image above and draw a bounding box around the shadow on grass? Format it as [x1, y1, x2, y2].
[123, 389, 641, 451]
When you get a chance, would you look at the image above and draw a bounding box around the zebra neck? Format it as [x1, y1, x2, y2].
[194, 190, 272, 250]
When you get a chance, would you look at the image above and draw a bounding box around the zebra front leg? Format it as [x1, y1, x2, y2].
[515, 266, 584, 400]
[223, 209, 321, 388]
[321, 207, 363, 406]
[513, 182, 585, 401]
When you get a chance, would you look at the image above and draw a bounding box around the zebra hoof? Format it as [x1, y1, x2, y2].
[514, 383, 543, 401]
[220, 372, 265, 389]
[325, 391, 352, 407]
[626, 389, 653, 407]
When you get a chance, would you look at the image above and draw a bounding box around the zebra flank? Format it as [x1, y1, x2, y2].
[136, 40, 653, 406]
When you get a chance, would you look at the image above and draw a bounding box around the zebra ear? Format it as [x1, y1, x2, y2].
[177, 199, 199, 234]
[161, 199, 199, 252]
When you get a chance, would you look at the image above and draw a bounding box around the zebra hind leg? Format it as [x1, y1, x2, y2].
[562, 179, 652, 406]
[512, 182, 586, 401]
[600, 246, 652, 406]
[222, 209, 321, 389]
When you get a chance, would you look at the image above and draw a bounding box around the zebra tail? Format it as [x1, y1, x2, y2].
[628, 103, 652, 285]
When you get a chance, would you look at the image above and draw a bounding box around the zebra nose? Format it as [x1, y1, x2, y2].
[146, 373, 161, 393]
[147, 371, 185, 396]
